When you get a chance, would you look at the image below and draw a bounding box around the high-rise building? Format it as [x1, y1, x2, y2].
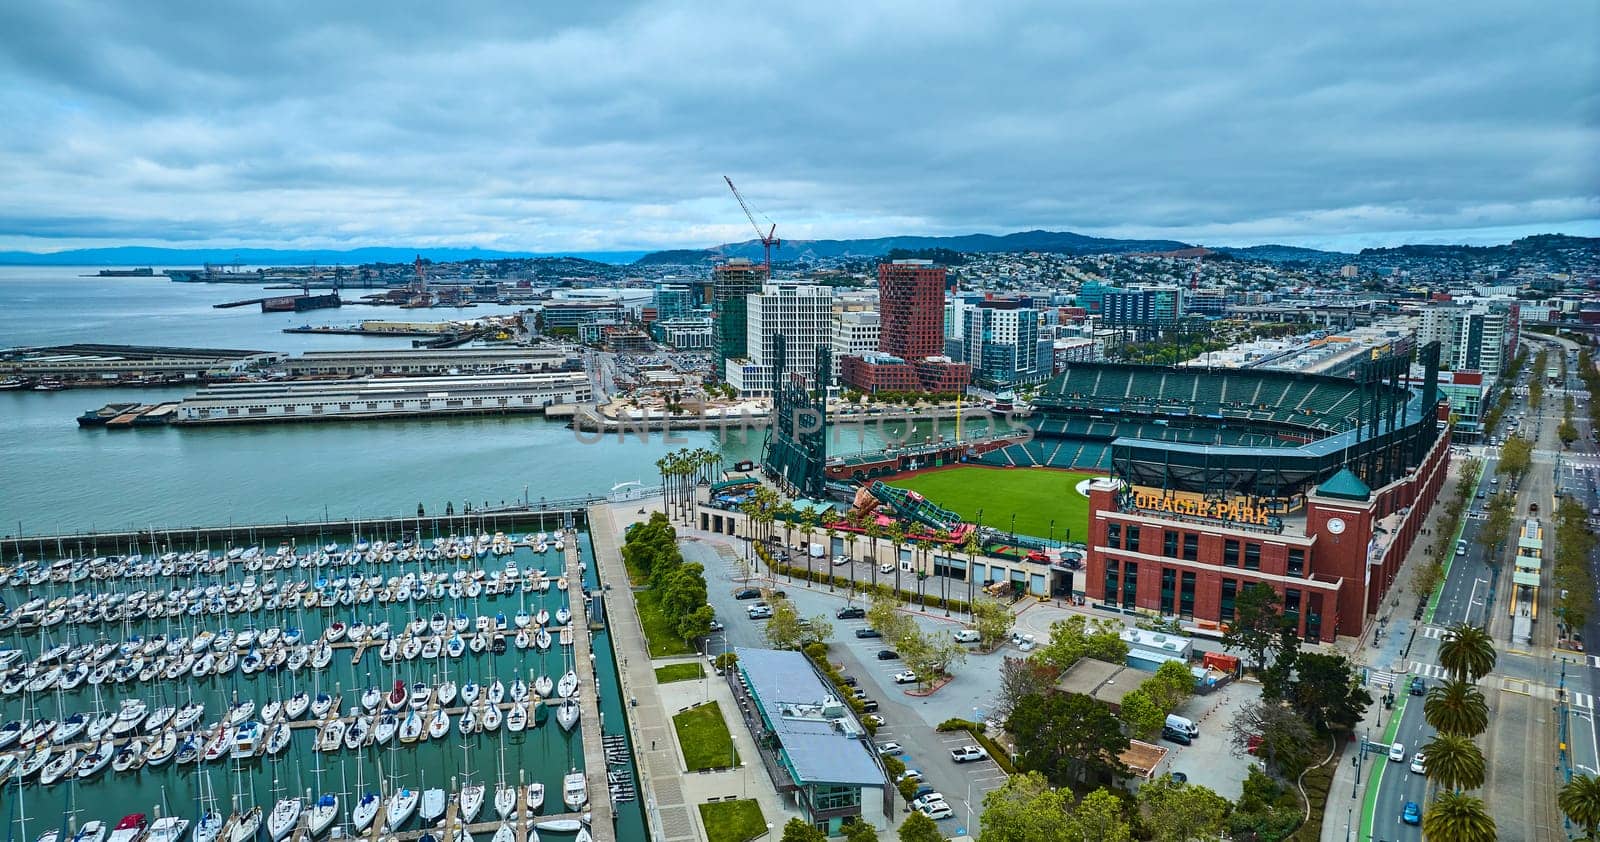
[1418, 303, 1517, 382]
[832, 311, 880, 378]
[965, 295, 1044, 389]
[724, 284, 834, 396]
[652, 283, 695, 322]
[877, 260, 946, 359]
[712, 258, 766, 371]
[1102, 285, 1185, 329]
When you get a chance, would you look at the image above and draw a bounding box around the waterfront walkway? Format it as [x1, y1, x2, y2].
[563, 535, 615, 842]
[589, 503, 793, 842]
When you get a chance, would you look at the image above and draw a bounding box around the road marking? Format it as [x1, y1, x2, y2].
[1589, 655, 1600, 669]
[1420, 626, 1446, 639]
[1569, 691, 1595, 710]
[1501, 678, 1531, 695]
[1370, 670, 1396, 689]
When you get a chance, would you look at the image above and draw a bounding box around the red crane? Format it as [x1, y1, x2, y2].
[724, 176, 780, 276]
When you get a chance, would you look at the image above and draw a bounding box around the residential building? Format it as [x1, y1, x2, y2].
[725, 284, 834, 396]
[1187, 288, 1230, 316]
[730, 647, 890, 835]
[1418, 303, 1518, 382]
[964, 295, 1044, 389]
[877, 260, 946, 359]
[713, 258, 767, 370]
[1102, 285, 1185, 329]
[831, 311, 880, 377]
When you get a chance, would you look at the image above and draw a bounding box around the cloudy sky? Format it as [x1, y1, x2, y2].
[1, 1, 1596, 253]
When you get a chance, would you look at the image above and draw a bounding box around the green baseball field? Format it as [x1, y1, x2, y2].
[887, 465, 1102, 544]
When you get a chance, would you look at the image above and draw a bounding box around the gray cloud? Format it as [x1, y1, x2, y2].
[0, 0, 1595, 253]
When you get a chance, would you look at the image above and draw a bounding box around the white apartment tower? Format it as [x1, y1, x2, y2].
[725, 284, 836, 396]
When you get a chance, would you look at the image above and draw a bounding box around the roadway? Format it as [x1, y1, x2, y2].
[1364, 336, 1581, 841]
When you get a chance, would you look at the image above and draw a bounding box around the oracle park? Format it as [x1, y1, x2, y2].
[726, 335, 1453, 631]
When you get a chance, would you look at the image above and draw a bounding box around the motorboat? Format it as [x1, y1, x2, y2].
[419, 788, 447, 824]
[108, 814, 147, 842]
[385, 787, 420, 830]
[307, 794, 338, 837]
[458, 781, 485, 824]
[228, 807, 261, 842]
[145, 817, 188, 842]
[267, 797, 302, 841]
[562, 772, 588, 811]
[231, 721, 262, 759]
[315, 719, 345, 752]
[71, 821, 107, 842]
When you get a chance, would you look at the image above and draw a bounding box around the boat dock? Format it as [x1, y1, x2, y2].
[80, 401, 181, 428]
[564, 538, 614, 842]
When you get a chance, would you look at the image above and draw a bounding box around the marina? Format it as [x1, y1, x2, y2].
[0, 511, 639, 842]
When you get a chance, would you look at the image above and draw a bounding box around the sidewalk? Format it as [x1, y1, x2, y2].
[589, 502, 796, 842]
[1318, 456, 1473, 842]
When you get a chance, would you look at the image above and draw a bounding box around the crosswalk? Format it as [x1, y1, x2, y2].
[1370, 670, 1396, 690]
[1421, 626, 1447, 639]
[1406, 662, 1452, 680]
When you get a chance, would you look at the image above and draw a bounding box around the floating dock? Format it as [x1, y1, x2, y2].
[82, 401, 180, 429]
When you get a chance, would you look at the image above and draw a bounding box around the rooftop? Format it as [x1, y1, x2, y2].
[1055, 657, 1144, 709]
[733, 647, 884, 787]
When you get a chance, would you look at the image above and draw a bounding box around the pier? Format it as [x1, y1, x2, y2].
[563, 535, 614, 842]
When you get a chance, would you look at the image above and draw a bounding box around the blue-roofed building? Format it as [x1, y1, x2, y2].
[730, 647, 890, 835]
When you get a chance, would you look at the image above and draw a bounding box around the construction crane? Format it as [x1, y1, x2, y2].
[724, 176, 780, 276]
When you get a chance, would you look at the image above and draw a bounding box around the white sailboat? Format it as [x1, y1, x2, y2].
[556, 698, 580, 733]
[266, 796, 302, 842]
[384, 787, 419, 831]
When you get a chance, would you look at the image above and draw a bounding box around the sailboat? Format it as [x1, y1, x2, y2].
[556, 698, 580, 732]
[227, 806, 262, 842]
[351, 792, 380, 833]
[418, 787, 446, 824]
[267, 796, 302, 841]
[306, 794, 337, 838]
[557, 670, 578, 699]
[384, 787, 419, 830]
[493, 732, 516, 820]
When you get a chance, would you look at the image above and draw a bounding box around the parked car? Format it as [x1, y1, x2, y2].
[1162, 725, 1192, 746]
[876, 649, 900, 660]
[918, 802, 954, 821]
[1402, 801, 1421, 825]
[831, 556, 852, 567]
[862, 714, 885, 727]
[734, 588, 761, 600]
[875, 742, 903, 756]
[1408, 676, 1426, 696]
[836, 606, 866, 620]
[895, 769, 923, 784]
[849, 688, 868, 701]
[910, 793, 947, 811]
[950, 745, 987, 763]
[1388, 741, 1406, 762]
[951, 629, 981, 643]
[893, 671, 918, 684]
[839, 675, 859, 687]
[747, 604, 773, 620]
[879, 562, 895, 574]
[1169, 772, 1188, 784]
[855, 628, 882, 639]
[859, 699, 879, 713]
[1410, 752, 1427, 774]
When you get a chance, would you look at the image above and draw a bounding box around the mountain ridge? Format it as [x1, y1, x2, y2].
[0, 246, 649, 267]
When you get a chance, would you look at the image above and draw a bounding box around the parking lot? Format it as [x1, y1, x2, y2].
[1158, 680, 1262, 800]
[682, 538, 1011, 833]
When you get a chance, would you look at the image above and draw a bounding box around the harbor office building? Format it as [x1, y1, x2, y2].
[730, 647, 890, 836]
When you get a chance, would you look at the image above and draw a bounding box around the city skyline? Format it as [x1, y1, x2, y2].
[1, 1, 1595, 253]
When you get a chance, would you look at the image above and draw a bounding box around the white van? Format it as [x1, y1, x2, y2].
[952, 629, 981, 644]
[1165, 714, 1198, 739]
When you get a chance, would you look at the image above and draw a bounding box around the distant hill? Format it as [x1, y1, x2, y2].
[0, 246, 649, 267]
[1213, 244, 1349, 262]
[634, 229, 1196, 265]
[1357, 233, 1600, 260]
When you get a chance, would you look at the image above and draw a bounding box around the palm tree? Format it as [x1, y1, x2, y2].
[823, 525, 839, 592]
[1424, 679, 1489, 737]
[888, 522, 907, 597]
[866, 522, 884, 594]
[800, 510, 820, 584]
[1559, 773, 1600, 840]
[961, 530, 982, 613]
[843, 522, 860, 598]
[1439, 624, 1496, 683]
[779, 503, 797, 556]
[1422, 733, 1486, 792]
[1423, 791, 1495, 842]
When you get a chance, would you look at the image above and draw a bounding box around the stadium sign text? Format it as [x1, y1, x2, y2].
[1129, 487, 1274, 526]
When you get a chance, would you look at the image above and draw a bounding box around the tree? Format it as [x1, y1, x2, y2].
[867, 592, 915, 646]
[1067, 789, 1134, 842]
[1231, 700, 1317, 776]
[1034, 615, 1129, 672]
[1282, 652, 1370, 734]
[764, 600, 807, 650]
[1117, 689, 1164, 740]
[1559, 773, 1600, 840]
[843, 819, 879, 842]
[1422, 733, 1486, 792]
[1424, 679, 1489, 737]
[898, 628, 966, 684]
[781, 817, 827, 842]
[994, 656, 1061, 722]
[1136, 776, 1229, 842]
[977, 771, 1078, 842]
[1223, 582, 1287, 672]
[1229, 765, 1302, 842]
[1143, 660, 1196, 713]
[800, 615, 834, 648]
[1439, 624, 1497, 683]
[1422, 791, 1496, 842]
[1006, 691, 1129, 787]
[898, 812, 943, 842]
[969, 596, 1014, 650]
[1497, 433, 1533, 478]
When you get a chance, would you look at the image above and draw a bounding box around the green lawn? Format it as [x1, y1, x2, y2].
[697, 799, 767, 842]
[672, 701, 739, 771]
[635, 588, 693, 657]
[889, 465, 1101, 543]
[654, 662, 705, 684]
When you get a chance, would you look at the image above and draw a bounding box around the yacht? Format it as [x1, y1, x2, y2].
[267, 797, 302, 841]
[385, 787, 419, 831]
[525, 782, 545, 815]
[419, 788, 447, 824]
[145, 817, 188, 842]
[108, 814, 147, 842]
[70, 821, 107, 842]
[562, 772, 588, 811]
[231, 721, 262, 759]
